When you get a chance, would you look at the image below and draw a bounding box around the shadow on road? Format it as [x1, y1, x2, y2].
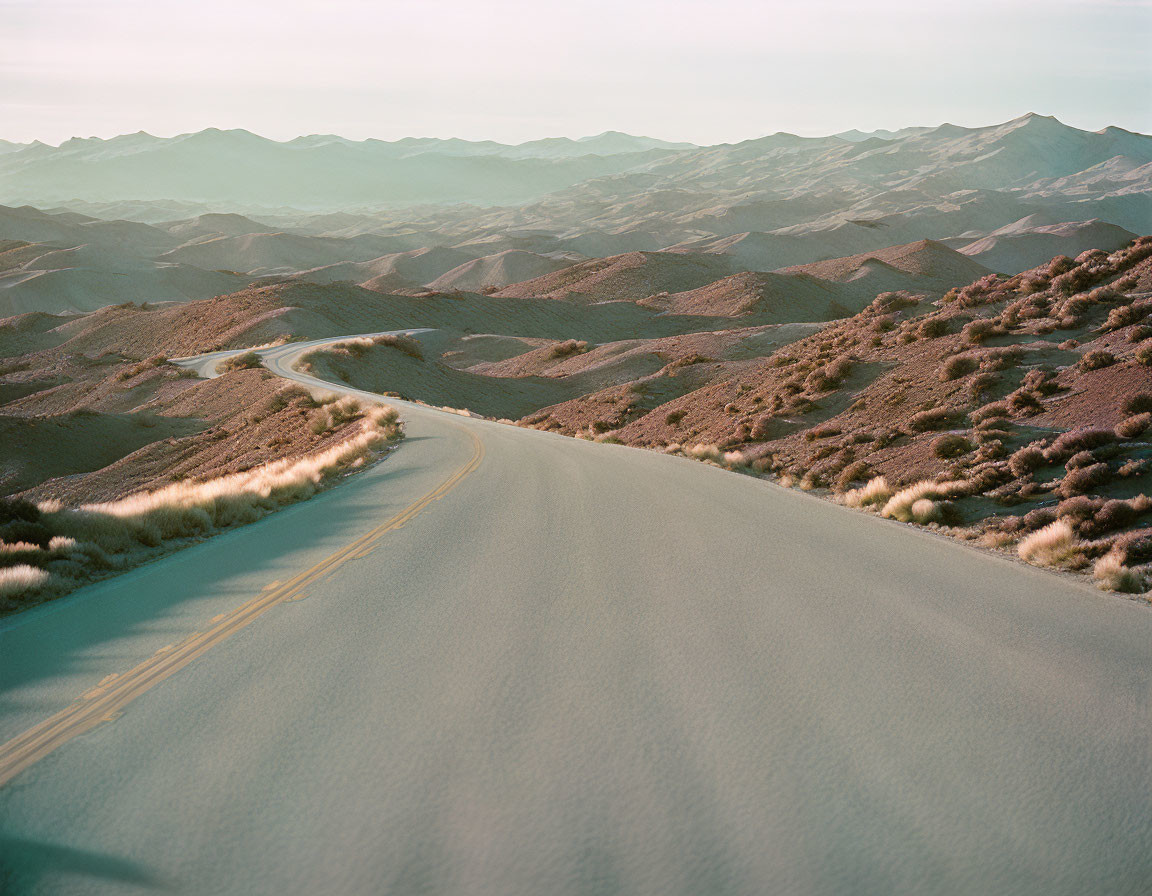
[0, 836, 169, 892]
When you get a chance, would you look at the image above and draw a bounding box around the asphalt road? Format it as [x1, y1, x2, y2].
[1, 336, 1150, 895]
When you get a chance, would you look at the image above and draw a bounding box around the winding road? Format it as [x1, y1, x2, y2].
[1, 334, 1150, 895]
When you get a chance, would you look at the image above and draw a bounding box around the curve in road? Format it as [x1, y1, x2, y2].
[1, 333, 1150, 895]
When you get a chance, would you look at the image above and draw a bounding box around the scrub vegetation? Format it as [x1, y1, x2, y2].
[0, 402, 401, 613]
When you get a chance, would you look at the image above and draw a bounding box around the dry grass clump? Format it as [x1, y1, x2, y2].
[907, 407, 955, 432]
[1100, 302, 1150, 333]
[1116, 413, 1151, 439]
[1044, 427, 1116, 462]
[310, 395, 364, 434]
[1078, 350, 1116, 371]
[804, 356, 853, 392]
[1092, 549, 1147, 593]
[1008, 445, 1046, 477]
[550, 339, 589, 359]
[1122, 393, 1152, 415]
[1018, 519, 1082, 568]
[307, 334, 425, 366]
[373, 333, 424, 360]
[961, 319, 1001, 344]
[1058, 462, 1111, 499]
[0, 404, 403, 612]
[881, 479, 966, 523]
[932, 433, 972, 459]
[917, 317, 949, 339]
[0, 564, 51, 600]
[940, 354, 978, 381]
[841, 476, 892, 509]
[909, 498, 944, 524]
[682, 443, 723, 462]
[218, 351, 262, 373]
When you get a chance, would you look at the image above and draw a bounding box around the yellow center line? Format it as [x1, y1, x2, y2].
[0, 426, 485, 788]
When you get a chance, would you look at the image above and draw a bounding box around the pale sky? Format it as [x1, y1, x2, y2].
[2, 0, 1149, 146]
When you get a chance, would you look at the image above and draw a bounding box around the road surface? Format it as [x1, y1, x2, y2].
[1, 335, 1150, 895]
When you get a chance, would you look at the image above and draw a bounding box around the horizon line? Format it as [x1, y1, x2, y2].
[4, 112, 1149, 151]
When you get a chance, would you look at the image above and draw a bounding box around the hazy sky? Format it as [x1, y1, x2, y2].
[2, 0, 1149, 145]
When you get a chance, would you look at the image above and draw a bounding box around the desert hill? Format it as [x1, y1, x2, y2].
[638, 271, 857, 319]
[959, 219, 1138, 272]
[157, 231, 420, 276]
[427, 250, 579, 292]
[494, 251, 734, 302]
[779, 239, 994, 288]
[292, 247, 479, 291]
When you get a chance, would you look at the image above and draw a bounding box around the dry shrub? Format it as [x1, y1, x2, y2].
[908, 407, 955, 432]
[841, 476, 892, 509]
[871, 291, 920, 313]
[1008, 445, 1045, 477]
[1058, 463, 1111, 498]
[1115, 527, 1152, 563]
[835, 460, 871, 492]
[683, 443, 722, 462]
[1065, 450, 1097, 471]
[1018, 274, 1049, 295]
[0, 497, 41, 526]
[805, 424, 841, 441]
[918, 317, 949, 338]
[967, 372, 997, 401]
[1018, 519, 1082, 567]
[1090, 499, 1140, 535]
[218, 351, 262, 373]
[372, 333, 424, 360]
[932, 433, 972, 459]
[550, 339, 589, 359]
[962, 319, 1000, 344]
[971, 402, 1011, 425]
[1123, 393, 1152, 415]
[1116, 413, 1151, 439]
[882, 480, 966, 522]
[1119, 458, 1150, 478]
[1079, 350, 1116, 371]
[805, 357, 852, 392]
[1093, 550, 1147, 593]
[0, 565, 51, 599]
[1100, 303, 1149, 332]
[1022, 368, 1060, 396]
[909, 498, 944, 524]
[311, 396, 364, 434]
[1045, 427, 1116, 461]
[43, 410, 400, 551]
[940, 355, 978, 381]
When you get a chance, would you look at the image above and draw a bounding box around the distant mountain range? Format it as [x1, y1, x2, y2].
[0, 130, 693, 207]
[0, 114, 1147, 318]
[2, 115, 1148, 218]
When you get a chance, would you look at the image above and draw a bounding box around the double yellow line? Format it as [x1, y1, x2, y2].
[0, 427, 484, 788]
